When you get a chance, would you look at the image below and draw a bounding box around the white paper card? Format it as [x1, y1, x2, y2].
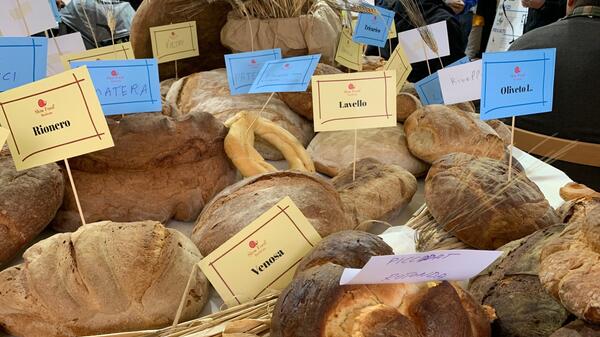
[486, 0, 528, 52]
[47, 33, 86, 76]
[0, 0, 57, 36]
[439, 59, 482, 104]
[398, 21, 450, 63]
[340, 250, 502, 285]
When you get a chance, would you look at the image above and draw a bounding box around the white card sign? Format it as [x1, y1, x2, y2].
[438, 59, 482, 104]
[486, 0, 528, 52]
[398, 21, 450, 63]
[340, 250, 502, 285]
[47, 33, 86, 76]
[0, 0, 56, 36]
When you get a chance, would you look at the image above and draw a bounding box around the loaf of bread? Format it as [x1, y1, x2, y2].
[130, 0, 231, 79]
[539, 198, 600, 324]
[166, 69, 314, 160]
[332, 158, 417, 225]
[549, 320, 600, 337]
[469, 225, 570, 337]
[272, 230, 491, 337]
[362, 56, 386, 71]
[0, 147, 64, 265]
[279, 63, 342, 120]
[308, 125, 429, 177]
[397, 93, 422, 122]
[0, 220, 209, 337]
[54, 107, 236, 232]
[404, 105, 505, 163]
[192, 171, 353, 256]
[425, 152, 559, 249]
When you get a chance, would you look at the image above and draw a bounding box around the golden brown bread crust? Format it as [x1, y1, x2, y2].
[539, 199, 600, 323]
[362, 56, 386, 71]
[279, 63, 342, 120]
[192, 171, 353, 256]
[404, 105, 505, 163]
[353, 305, 424, 337]
[397, 93, 422, 122]
[549, 320, 600, 337]
[560, 182, 600, 201]
[295, 230, 393, 275]
[425, 152, 559, 249]
[485, 119, 512, 147]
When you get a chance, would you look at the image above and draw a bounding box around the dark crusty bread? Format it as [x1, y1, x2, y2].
[425, 152, 559, 249]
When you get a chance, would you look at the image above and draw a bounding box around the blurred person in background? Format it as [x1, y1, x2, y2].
[522, 0, 567, 32]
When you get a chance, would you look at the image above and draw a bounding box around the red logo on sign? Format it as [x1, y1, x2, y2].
[111, 70, 118, 76]
[283, 63, 290, 69]
[514, 66, 521, 74]
[250, 59, 257, 64]
[37, 99, 46, 108]
[348, 83, 356, 90]
[249, 240, 258, 249]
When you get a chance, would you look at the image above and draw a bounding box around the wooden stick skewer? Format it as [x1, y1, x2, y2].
[507, 116, 516, 181]
[64, 159, 86, 226]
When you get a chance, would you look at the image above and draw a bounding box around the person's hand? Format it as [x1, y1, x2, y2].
[522, 0, 545, 9]
[445, 0, 465, 14]
[55, 0, 65, 8]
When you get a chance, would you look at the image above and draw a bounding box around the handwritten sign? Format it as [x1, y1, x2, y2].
[486, 0, 528, 52]
[335, 28, 363, 71]
[199, 196, 322, 306]
[150, 21, 199, 64]
[384, 43, 412, 94]
[0, 0, 56, 36]
[481, 48, 556, 120]
[415, 56, 470, 105]
[0, 66, 114, 171]
[340, 250, 503, 285]
[248, 54, 321, 94]
[312, 70, 397, 132]
[61, 42, 135, 70]
[225, 49, 282, 95]
[47, 32, 86, 76]
[398, 21, 450, 63]
[0, 37, 48, 93]
[352, 6, 395, 47]
[70, 59, 161, 115]
[439, 59, 482, 104]
[0, 127, 8, 147]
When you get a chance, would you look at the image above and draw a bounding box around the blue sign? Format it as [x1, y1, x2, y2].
[352, 6, 395, 48]
[225, 49, 282, 95]
[49, 0, 62, 23]
[480, 49, 556, 120]
[248, 54, 321, 94]
[70, 59, 161, 115]
[0, 37, 48, 93]
[415, 56, 470, 105]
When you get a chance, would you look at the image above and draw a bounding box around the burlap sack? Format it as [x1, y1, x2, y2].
[220, 2, 341, 65]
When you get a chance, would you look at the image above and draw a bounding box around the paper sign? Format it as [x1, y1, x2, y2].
[61, 42, 135, 70]
[70, 59, 161, 115]
[225, 49, 282, 95]
[47, 32, 86, 76]
[150, 21, 199, 64]
[398, 21, 450, 63]
[384, 43, 412, 94]
[439, 59, 482, 104]
[0, 127, 8, 147]
[199, 196, 322, 306]
[340, 250, 503, 285]
[248, 54, 321, 94]
[486, 0, 528, 52]
[481, 49, 556, 120]
[335, 28, 363, 71]
[0, 0, 56, 36]
[388, 19, 397, 39]
[353, 6, 395, 47]
[0, 37, 48, 93]
[415, 56, 470, 105]
[0, 66, 114, 171]
[312, 70, 397, 132]
[48, 0, 61, 23]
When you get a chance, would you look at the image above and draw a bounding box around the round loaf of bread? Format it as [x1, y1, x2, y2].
[192, 171, 353, 256]
[54, 107, 236, 232]
[166, 69, 314, 160]
[404, 105, 505, 163]
[549, 320, 600, 337]
[0, 148, 64, 265]
[397, 93, 422, 122]
[425, 152, 559, 249]
[130, 0, 231, 79]
[539, 198, 600, 323]
[332, 158, 417, 225]
[308, 125, 429, 177]
[0, 220, 209, 337]
[279, 63, 343, 120]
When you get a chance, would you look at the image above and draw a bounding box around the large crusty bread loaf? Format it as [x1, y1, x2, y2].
[166, 69, 314, 160]
[404, 105, 505, 163]
[192, 171, 353, 256]
[0, 147, 64, 265]
[425, 152, 559, 249]
[0, 221, 209, 337]
[54, 107, 236, 232]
